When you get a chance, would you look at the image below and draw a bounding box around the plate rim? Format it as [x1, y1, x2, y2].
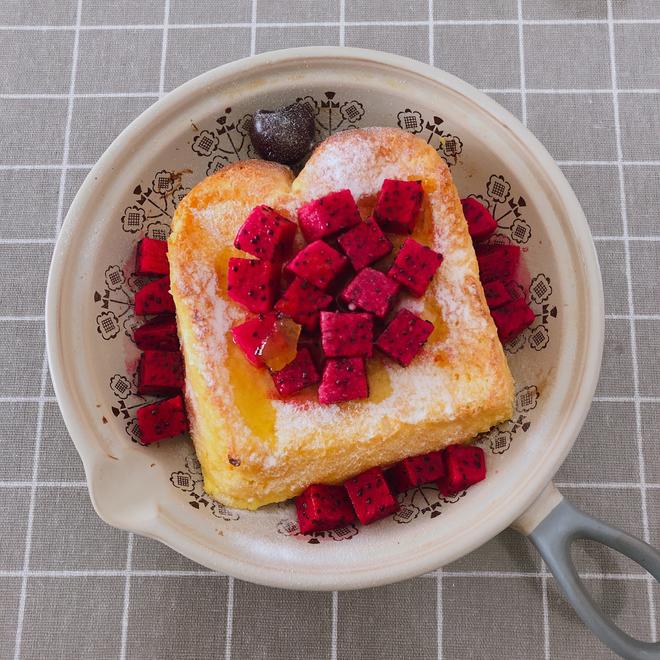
[46, 46, 604, 590]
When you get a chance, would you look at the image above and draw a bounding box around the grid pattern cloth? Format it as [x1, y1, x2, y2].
[0, 0, 659, 658]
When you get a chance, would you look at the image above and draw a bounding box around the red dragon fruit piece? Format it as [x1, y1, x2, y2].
[318, 357, 368, 405]
[275, 277, 333, 331]
[295, 484, 356, 534]
[271, 347, 320, 396]
[475, 244, 521, 283]
[482, 279, 513, 309]
[388, 238, 444, 297]
[373, 179, 424, 234]
[340, 267, 400, 319]
[337, 217, 393, 271]
[375, 308, 434, 367]
[135, 237, 169, 277]
[461, 197, 497, 243]
[137, 349, 185, 395]
[135, 276, 175, 315]
[230, 313, 277, 367]
[437, 444, 486, 496]
[344, 467, 399, 524]
[490, 297, 535, 343]
[227, 257, 280, 313]
[136, 394, 189, 445]
[388, 450, 446, 494]
[134, 315, 179, 351]
[285, 240, 348, 291]
[233, 204, 297, 261]
[320, 311, 373, 358]
[297, 189, 362, 242]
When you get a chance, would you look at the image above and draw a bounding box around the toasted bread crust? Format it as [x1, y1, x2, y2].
[169, 128, 514, 509]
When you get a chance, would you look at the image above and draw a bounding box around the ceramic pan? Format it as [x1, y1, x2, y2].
[46, 48, 659, 660]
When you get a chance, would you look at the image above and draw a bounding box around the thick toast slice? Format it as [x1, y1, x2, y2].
[168, 127, 514, 509]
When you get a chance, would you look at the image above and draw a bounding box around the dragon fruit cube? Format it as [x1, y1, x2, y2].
[136, 394, 189, 444]
[490, 298, 535, 343]
[388, 238, 443, 297]
[337, 217, 393, 271]
[482, 279, 513, 309]
[376, 308, 434, 367]
[234, 205, 297, 261]
[135, 237, 169, 277]
[344, 467, 399, 524]
[227, 257, 280, 313]
[297, 189, 362, 242]
[271, 347, 320, 396]
[134, 315, 179, 351]
[475, 244, 521, 283]
[320, 311, 373, 358]
[295, 484, 356, 534]
[388, 450, 446, 493]
[135, 276, 175, 315]
[137, 349, 185, 395]
[340, 268, 399, 319]
[231, 313, 277, 367]
[437, 444, 486, 496]
[275, 277, 333, 331]
[373, 179, 424, 234]
[461, 198, 497, 243]
[318, 357, 368, 405]
[285, 240, 348, 290]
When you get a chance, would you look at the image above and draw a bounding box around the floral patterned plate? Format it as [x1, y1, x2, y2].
[46, 48, 604, 590]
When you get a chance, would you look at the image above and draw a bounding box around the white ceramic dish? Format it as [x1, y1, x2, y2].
[46, 48, 659, 659]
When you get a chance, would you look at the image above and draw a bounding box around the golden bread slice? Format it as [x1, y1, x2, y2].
[168, 127, 514, 510]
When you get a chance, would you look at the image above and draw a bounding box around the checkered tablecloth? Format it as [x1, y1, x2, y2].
[1, 0, 658, 658]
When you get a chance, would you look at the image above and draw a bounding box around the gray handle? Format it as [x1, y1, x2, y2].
[529, 498, 660, 660]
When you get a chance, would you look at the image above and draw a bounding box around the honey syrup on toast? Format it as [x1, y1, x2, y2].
[226, 339, 276, 440]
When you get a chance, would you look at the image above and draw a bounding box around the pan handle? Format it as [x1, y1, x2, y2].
[512, 483, 660, 660]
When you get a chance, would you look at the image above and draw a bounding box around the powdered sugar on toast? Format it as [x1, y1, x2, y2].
[168, 128, 513, 508]
[180, 129, 493, 455]
[264, 128, 491, 459]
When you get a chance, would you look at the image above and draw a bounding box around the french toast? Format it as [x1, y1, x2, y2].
[168, 127, 514, 510]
